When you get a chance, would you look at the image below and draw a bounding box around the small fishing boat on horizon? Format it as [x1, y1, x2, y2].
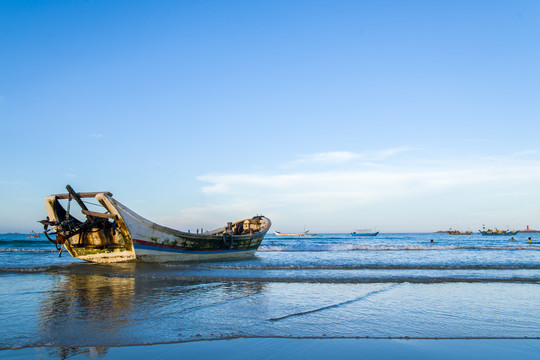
[40, 185, 271, 263]
[274, 230, 316, 237]
[351, 230, 379, 237]
[479, 229, 518, 236]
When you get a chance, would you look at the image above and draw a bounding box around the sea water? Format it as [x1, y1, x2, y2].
[0, 232, 539, 356]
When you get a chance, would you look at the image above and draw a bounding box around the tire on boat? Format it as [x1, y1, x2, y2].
[223, 233, 234, 247]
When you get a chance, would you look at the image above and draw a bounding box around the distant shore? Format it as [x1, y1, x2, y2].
[436, 229, 540, 234]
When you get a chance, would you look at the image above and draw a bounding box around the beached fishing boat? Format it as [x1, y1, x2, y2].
[479, 229, 518, 236]
[351, 230, 379, 237]
[40, 185, 271, 263]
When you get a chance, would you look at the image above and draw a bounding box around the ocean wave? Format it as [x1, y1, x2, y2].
[141, 274, 540, 284]
[258, 244, 540, 252]
[2, 269, 537, 283]
[0, 239, 50, 245]
[269, 283, 406, 321]
[0, 266, 57, 273]
[0, 248, 56, 253]
[200, 264, 540, 270]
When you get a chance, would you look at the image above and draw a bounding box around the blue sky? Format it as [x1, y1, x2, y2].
[1, 0, 539, 233]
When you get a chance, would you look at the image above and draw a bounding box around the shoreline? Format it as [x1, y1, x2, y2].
[2, 338, 540, 360]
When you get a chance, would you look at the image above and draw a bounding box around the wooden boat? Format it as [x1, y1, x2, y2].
[27, 231, 40, 238]
[448, 230, 473, 235]
[40, 185, 271, 263]
[479, 229, 518, 236]
[274, 231, 316, 237]
[351, 231, 379, 237]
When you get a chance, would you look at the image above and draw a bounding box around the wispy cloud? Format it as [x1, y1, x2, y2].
[196, 155, 540, 213]
[510, 149, 539, 158]
[282, 148, 413, 168]
[198, 169, 477, 200]
[289, 151, 361, 166]
[88, 133, 104, 138]
[374, 147, 413, 159]
[187, 150, 540, 231]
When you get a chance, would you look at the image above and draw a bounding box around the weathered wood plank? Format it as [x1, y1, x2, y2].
[53, 192, 113, 199]
[82, 210, 118, 220]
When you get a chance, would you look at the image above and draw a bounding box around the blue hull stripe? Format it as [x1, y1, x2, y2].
[134, 243, 253, 254]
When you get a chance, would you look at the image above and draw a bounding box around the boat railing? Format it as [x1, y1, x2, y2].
[51, 191, 113, 199]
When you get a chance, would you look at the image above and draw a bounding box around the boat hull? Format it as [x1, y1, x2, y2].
[132, 239, 259, 262]
[42, 187, 271, 263]
[351, 232, 379, 237]
[479, 231, 518, 236]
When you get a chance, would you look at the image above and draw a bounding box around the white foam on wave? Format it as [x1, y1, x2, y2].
[258, 244, 539, 252]
[0, 248, 56, 253]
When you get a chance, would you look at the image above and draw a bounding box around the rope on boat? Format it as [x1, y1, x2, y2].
[82, 199, 105, 208]
[66, 196, 71, 219]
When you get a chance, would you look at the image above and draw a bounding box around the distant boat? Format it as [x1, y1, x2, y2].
[40, 185, 271, 263]
[448, 230, 473, 235]
[274, 231, 316, 237]
[351, 230, 379, 237]
[27, 231, 40, 238]
[479, 229, 518, 236]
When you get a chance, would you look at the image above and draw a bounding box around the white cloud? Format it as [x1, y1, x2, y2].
[510, 149, 539, 158]
[191, 154, 540, 231]
[282, 151, 360, 168]
[200, 182, 230, 194]
[200, 170, 453, 203]
[198, 153, 540, 203]
[302, 151, 360, 164]
[282, 148, 414, 169]
[199, 173, 316, 194]
[373, 146, 414, 159]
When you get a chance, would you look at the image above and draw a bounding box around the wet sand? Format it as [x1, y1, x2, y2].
[3, 338, 540, 359]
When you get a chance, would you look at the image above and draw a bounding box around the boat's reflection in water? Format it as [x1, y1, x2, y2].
[37, 262, 266, 358]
